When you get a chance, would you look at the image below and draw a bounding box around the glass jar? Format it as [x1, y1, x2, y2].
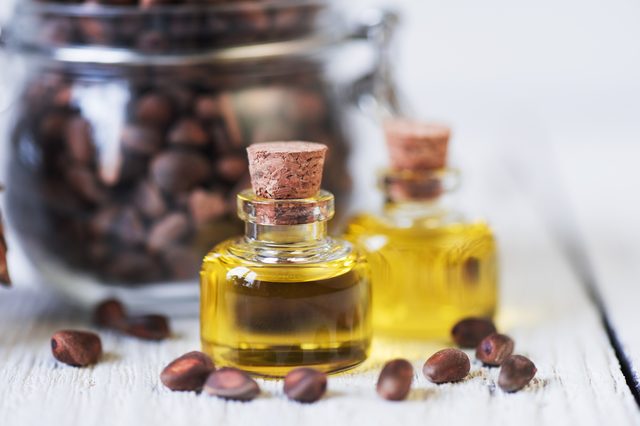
[1, 0, 397, 311]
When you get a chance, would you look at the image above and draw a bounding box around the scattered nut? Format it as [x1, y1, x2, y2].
[451, 317, 497, 348]
[476, 333, 515, 366]
[284, 368, 327, 403]
[377, 359, 413, 401]
[124, 314, 171, 341]
[92, 298, 171, 341]
[423, 348, 470, 384]
[498, 355, 537, 392]
[93, 298, 127, 329]
[161, 351, 216, 392]
[51, 330, 102, 367]
[204, 367, 260, 401]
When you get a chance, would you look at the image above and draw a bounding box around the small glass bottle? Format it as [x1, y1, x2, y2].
[200, 142, 371, 377]
[345, 120, 498, 339]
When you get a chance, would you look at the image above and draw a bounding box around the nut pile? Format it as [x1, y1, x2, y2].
[25, 1, 325, 53]
[9, 64, 350, 286]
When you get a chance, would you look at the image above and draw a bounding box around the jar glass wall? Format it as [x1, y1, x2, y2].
[1, 0, 394, 311]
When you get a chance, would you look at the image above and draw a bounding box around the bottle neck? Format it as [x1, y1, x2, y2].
[237, 189, 334, 246]
[244, 221, 328, 245]
[380, 168, 460, 220]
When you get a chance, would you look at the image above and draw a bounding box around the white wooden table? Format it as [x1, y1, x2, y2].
[1, 138, 639, 425]
[2, 0, 640, 425]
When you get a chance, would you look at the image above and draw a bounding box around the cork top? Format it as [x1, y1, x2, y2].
[384, 119, 451, 170]
[246, 142, 328, 199]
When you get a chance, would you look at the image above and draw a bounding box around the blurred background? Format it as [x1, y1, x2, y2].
[0, 0, 638, 307]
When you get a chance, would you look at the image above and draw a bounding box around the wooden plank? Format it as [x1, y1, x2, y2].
[0, 142, 637, 426]
[553, 137, 640, 398]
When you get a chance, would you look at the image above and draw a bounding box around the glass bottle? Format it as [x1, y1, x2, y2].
[345, 121, 498, 339]
[200, 142, 371, 377]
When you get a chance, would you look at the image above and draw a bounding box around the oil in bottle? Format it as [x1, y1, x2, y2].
[200, 142, 371, 377]
[345, 120, 498, 339]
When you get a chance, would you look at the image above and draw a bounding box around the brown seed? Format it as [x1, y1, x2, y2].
[423, 348, 470, 384]
[147, 213, 190, 253]
[65, 166, 106, 204]
[476, 333, 515, 366]
[65, 117, 95, 164]
[498, 355, 537, 393]
[218, 92, 243, 146]
[160, 351, 216, 392]
[168, 118, 209, 147]
[451, 317, 497, 348]
[51, 330, 102, 367]
[89, 206, 122, 237]
[284, 368, 327, 403]
[195, 96, 220, 121]
[124, 314, 171, 341]
[39, 110, 69, 141]
[134, 181, 167, 220]
[216, 155, 247, 182]
[188, 190, 226, 227]
[115, 208, 147, 247]
[162, 246, 199, 281]
[121, 125, 163, 156]
[151, 151, 213, 194]
[78, 17, 114, 45]
[89, 206, 146, 246]
[93, 299, 127, 329]
[377, 359, 413, 401]
[136, 31, 169, 54]
[204, 367, 260, 401]
[99, 150, 147, 187]
[135, 93, 173, 128]
[140, 0, 176, 8]
[104, 251, 163, 284]
[0, 209, 11, 286]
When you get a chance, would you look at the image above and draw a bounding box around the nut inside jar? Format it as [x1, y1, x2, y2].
[7, 61, 352, 289]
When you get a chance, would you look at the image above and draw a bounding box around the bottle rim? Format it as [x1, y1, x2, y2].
[237, 189, 335, 226]
[380, 167, 461, 202]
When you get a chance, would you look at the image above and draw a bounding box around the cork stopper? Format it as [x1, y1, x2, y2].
[384, 119, 451, 170]
[246, 142, 328, 199]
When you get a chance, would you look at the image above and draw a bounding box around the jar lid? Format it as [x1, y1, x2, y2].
[5, 0, 350, 65]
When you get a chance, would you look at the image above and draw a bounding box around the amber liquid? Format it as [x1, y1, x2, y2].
[200, 239, 371, 377]
[345, 213, 497, 339]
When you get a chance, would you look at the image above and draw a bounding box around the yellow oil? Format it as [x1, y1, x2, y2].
[345, 213, 497, 339]
[200, 238, 371, 377]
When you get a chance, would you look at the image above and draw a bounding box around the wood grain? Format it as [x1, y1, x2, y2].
[554, 138, 640, 399]
[0, 146, 638, 426]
